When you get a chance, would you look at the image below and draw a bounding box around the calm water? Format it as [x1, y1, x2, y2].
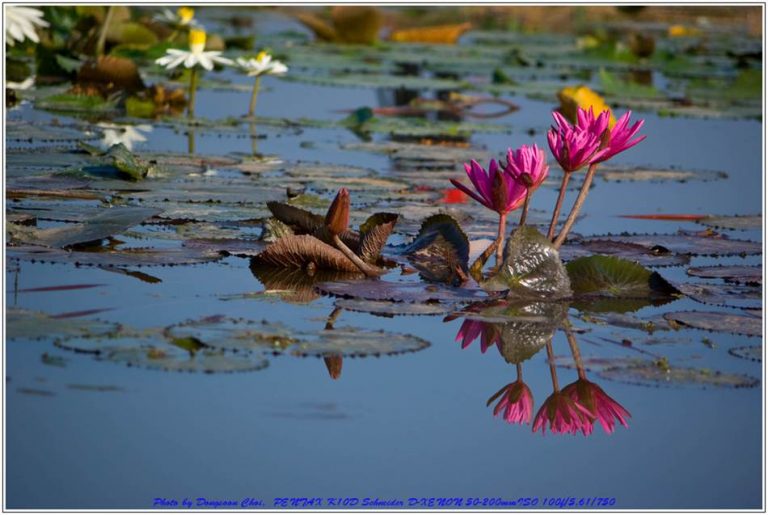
[5, 9, 764, 510]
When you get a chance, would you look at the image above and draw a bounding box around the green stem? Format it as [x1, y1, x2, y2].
[547, 172, 571, 241]
[187, 128, 195, 155]
[248, 76, 262, 117]
[553, 163, 598, 249]
[95, 5, 115, 57]
[187, 67, 199, 119]
[519, 188, 531, 226]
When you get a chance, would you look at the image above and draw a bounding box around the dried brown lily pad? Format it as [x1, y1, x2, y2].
[580, 232, 761, 257]
[250, 234, 360, 273]
[728, 346, 762, 363]
[687, 265, 762, 286]
[316, 279, 487, 304]
[663, 311, 762, 337]
[597, 362, 760, 389]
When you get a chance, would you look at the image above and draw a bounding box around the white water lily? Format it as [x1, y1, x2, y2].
[5, 6, 49, 46]
[6, 75, 35, 90]
[153, 6, 197, 28]
[98, 123, 153, 151]
[155, 28, 232, 71]
[236, 51, 288, 77]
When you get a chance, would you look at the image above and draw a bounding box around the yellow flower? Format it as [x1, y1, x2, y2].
[557, 85, 616, 128]
[668, 24, 700, 38]
[177, 7, 195, 25]
[189, 28, 206, 52]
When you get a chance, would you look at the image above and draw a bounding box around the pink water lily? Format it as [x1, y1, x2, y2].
[504, 144, 549, 191]
[455, 319, 502, 353]
[562, 378, 631, 434]
[487, 380, 534, 425]
[450, 159, 527, 215]
[586, 110, 646, 163]
[547, 110, 607, 173]
[532, 391, 594, 436]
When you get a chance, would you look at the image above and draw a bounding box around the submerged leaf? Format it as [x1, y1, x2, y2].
[483, 226, 571, 300]
[7, 308, 119, 341]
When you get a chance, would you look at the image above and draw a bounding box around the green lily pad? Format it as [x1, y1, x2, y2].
[581, 232, 762, 257]
[597, 362, 760, 389]
[166, 316, 298, 352]
[333, 298, 453, 317]
[482, 226, 571, 300]
[598, 165, 727, 183]
[728, 346, 762, 363]
[687, 265, 762, 286]
[560, 239, 690, 267]
[289, 327, 430, 358]
[7, 308, 119, 342]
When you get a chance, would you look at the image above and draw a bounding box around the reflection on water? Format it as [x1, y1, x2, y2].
[453, 302, 631, 437]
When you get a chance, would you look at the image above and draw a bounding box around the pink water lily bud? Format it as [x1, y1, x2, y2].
[532, 391, 595, 436]
[325, 187, 350, 236]
[487, 380, 534, 425]
[562, 378, 631, 434]
[504, 144, 549, 192]
[449, 159, 527, 215]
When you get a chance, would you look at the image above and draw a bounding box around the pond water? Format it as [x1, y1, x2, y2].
[5, 7, 763, 510]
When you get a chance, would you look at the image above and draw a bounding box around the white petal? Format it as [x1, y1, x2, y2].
[184, 54, 198, 68]
[198, 55, 213, 70]
[167, 54, 188, 69]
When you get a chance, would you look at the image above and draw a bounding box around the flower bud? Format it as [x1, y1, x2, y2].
[490, 164, 509, 213]
[325, 187, 350, 236]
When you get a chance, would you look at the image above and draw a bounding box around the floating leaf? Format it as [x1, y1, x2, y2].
[597, 362, 759, 389]
[7, 308, 119, 341]
[663, 311, 761, 337]
[103, 143, 156, 181]
[166, 316, 297, 353]
[728, 346, 762, 363]
[482, 226, 571, 300]
[580, 232, 762, 257]
[334, 298, 453, 317]
[699, 215, 761, 231]
[266, 201, 325, 234]
[687, 265, 762, 286]
[316, 279, 486, 304]
[76, 55, 145, 93]
[403, 214, 469, 285]
[560, 239, 690, 267]
[358, 212, 398, 263]
[557, 84, 616, 127]
[7, 245, 223, 267]
[674, 282, 761, 309]
[289, 327, 430, 358]
[601, 166, 727, 183]
[250, 235, 360, 273]
[8, 207, 161, 248]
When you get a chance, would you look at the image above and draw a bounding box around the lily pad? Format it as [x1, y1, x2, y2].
[663, 311, 762, 337]
[289, 327, 430, 358]
[166, 316, 298, 352]
[482, 226, 571, 300]
[674, 282, 761, 309]
[560, 239, 691, 267]
[249, 266, 363, 304]
[333, 298, 453, 317]
[7, 308, 119, 341]
[598, 165, 727, 183]
[250, 234, 361, 273]
[316, 279, 486, 304]
[728, 346, 762, 363]
[698, 215, 762, 231]
[581, 232, 762, 257]
[7, 245, 223, 267]
[597, 362, 760, 389]
[687, 265, 762, 286]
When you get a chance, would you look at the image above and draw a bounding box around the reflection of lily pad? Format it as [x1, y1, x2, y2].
[728, 346, 762, 363]
[7, 245, 223, 267]
[316, 279, 486, 303]
[597, 362, 760, 389]
[663, 311, 761, 337]
[687, 265, 762, 286]
[698, 215, 761, 231]
[675, 282, 761, 309]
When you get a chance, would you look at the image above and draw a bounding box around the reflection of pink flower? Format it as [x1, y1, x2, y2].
[562, 379, 631, 434]
[532, 391, 594, 435]
[455, 319, 502, 353]
[450, 159, 527, 214]
[487, 380, 533, 425]
[504, 144, 549, 192]
[547, 110, 607, 173]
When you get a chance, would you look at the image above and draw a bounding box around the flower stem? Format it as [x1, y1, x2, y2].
[331, 234, 383, 278]
[545, 339, 560, 392]
[495, 213, 507, 266]
[324, 306, 343, 330]
[563, 320, 587, 380]
[187, 67, 199, 119]
[519, 188, 531, 226]
[547, 172, 571, 240]
[248, 76, 262, 117]
[553, 163, 598, 249]
[516, 362, 523, 381]
[187, 128, 195, 154]
[95, 6, 115, 57]
[469, 239, 498, 283]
